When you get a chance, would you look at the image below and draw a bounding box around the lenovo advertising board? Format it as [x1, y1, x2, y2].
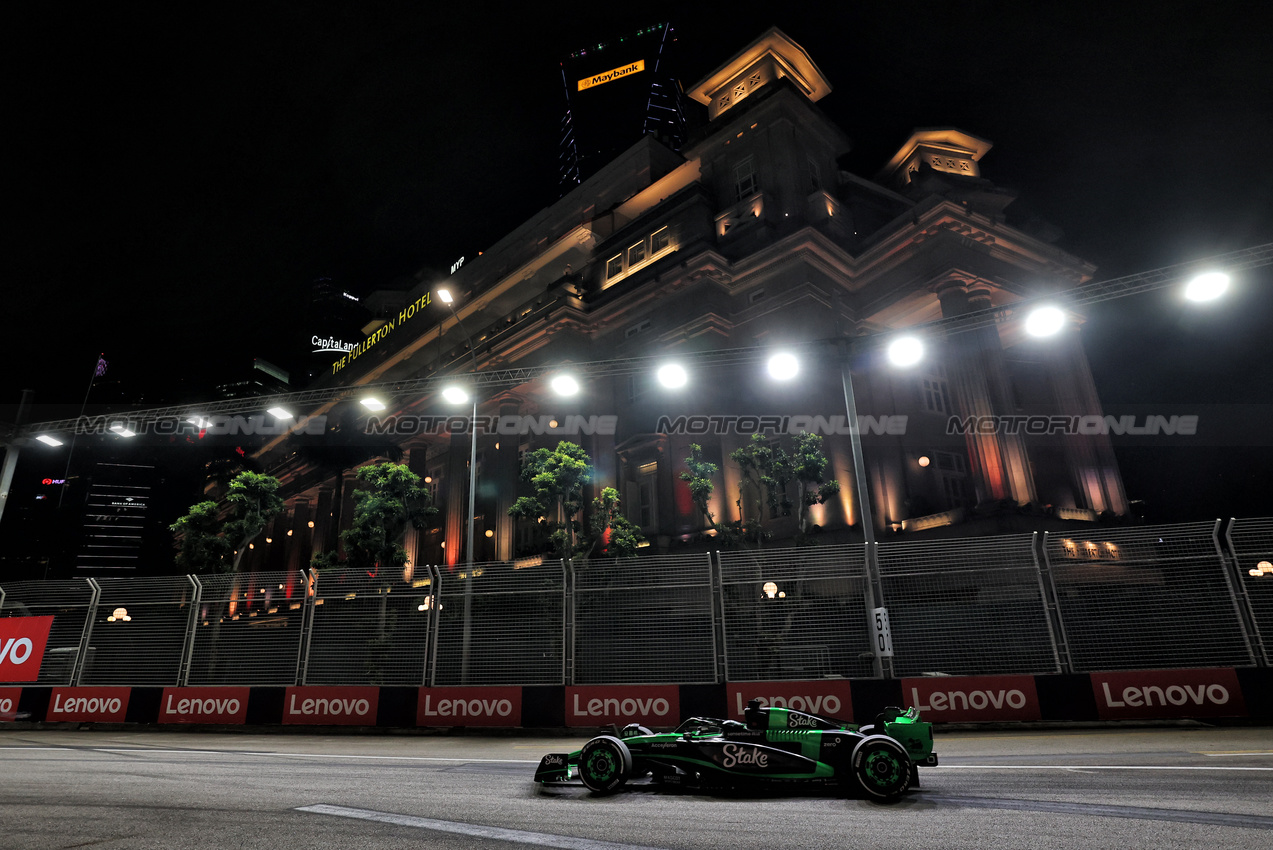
[283, 686, 379, 726]
[726, 680, 855, 722]
[901, 675, 1042, 722]
[1092, 668, 1247, 720]
[47, 687, 131, 722]
[566, 685, 680, 728]
[0, 615, 54, 683]
[0, 689, 20, 721]
[417, 686, 523, 727]
[158, 687, 250, 724]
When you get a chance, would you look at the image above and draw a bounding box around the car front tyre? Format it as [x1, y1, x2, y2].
[578, 735, 633, 795]
[851, 735, 912, 801]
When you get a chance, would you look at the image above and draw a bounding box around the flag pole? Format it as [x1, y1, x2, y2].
[56, 353, 107, 511]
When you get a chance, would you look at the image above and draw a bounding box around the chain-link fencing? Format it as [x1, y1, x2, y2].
[1041, 521, 1255, 672]
[431, 559, 565, 686]
[573, 553, 717, 685]
[877, 533, 1061, 677]
[187, 571, 308, 686]
[718, 545, 874, 681]
[2, 517, 1269, 689]
[1225, 516, 1273, 665]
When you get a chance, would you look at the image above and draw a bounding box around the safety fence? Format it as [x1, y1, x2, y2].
[1, 517, 1270, 689]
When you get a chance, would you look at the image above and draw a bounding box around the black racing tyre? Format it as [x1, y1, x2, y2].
[578, 735, 633, 794]
[851, 734, 912, 801]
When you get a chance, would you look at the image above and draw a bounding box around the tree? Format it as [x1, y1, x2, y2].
[314, 461, 438, 575]
[509, 440, 644, 560]
[680, 433, 840, 547]
[170, 471, 285, 573]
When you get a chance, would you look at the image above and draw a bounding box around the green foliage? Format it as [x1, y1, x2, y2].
[680, 433, 840, 548]
[320, 462, 438, 575]
[170, 501, 232, 573]
[509, 441, 644, 559]
[170, 471, 285, 573]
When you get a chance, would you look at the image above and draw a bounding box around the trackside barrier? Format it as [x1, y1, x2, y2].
[1041, 521, 1256, 672]
[1225, 516, 1273, 665]
[0, 518, 1269, 692]
[876, 533, 1061, 677]
[718, 545, 873, 682]
[572, 553, 716, 685]
[5, 667, 1272, 726]
[431, 559, 565, 686]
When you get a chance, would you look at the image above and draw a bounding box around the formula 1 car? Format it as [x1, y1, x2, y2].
[535, 699, 936, 801]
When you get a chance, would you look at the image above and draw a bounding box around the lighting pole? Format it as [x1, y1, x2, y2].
[437, 288, 479, 684]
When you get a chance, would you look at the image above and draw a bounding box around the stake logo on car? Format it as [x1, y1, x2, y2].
[721, 744, 769, 769]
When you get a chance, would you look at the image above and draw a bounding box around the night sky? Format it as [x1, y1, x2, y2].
[5, 2, 1272, 522]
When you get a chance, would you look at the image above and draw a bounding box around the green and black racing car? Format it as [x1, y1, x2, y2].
[535, 699, 936, 800]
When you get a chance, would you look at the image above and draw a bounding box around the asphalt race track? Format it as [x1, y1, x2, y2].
[0, 725, 1269, 849]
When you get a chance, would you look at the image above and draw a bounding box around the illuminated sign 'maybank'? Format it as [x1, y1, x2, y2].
[578, 59, 644, 91]
[331, 292, 431, 375]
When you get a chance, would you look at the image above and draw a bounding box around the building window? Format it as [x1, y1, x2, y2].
[628, 241, 646, 266]
[807, 155, 821, 192]
[734, 155, 757, 201]
[921, 368, 952, 415]
[651, 226, 670, 254]
[933, 451, 969, 510]
[627, 461, 659, 531]
[606, 254, 624, 280]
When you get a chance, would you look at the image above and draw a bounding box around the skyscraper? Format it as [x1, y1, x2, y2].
[558, 22, 686, 195]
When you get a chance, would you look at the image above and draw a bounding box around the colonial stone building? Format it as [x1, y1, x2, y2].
[249, 28, 1126, 574]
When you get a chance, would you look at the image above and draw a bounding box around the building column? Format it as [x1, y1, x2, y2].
[493, 399, 521, 561]
[444, 433, 467, 569]
[935, 277, 1037, 505]
[1044, 321, 1129, 515]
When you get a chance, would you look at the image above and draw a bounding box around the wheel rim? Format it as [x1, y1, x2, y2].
[586, 750, 615, 782]
[863, 748, 903, 789]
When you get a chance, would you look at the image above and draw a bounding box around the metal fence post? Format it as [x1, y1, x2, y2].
[1211, 519, 1259, 666]
[1037, 532, 1074, 674]
[564, 559, 574, 687]
[426, 564, 442, 687]
[178, 575, 202, 687]
[70, 578, 101, 686]
[708, 551, 724, 685]
[1032, 532, 1070, 674]
[297, 569, 318, 685]
[1224, 518, 1270, 666]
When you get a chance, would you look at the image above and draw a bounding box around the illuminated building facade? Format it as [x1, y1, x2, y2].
[559, 22, 687, 195]
[249, 28, 1127, 572]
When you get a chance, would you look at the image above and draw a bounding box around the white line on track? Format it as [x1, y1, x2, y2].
[297, 804, 670, 849]
[935, 765, 1273, 771]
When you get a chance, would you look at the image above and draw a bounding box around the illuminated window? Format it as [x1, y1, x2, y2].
[606, 254, 624, 280]
[651, 226, 671, 254]
[921, 367, 952, 415]
[734, 155, 757, 201]
[628, 241, 646, 266]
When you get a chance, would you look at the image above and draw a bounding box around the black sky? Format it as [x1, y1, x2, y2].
[5, 1, 1272, 521]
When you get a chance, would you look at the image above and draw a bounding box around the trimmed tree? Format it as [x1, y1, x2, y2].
[680, 433, 840, 546]
[509, 440, 644, 560]
[314, 461, 438, 575]
[170, 471, 285, 573]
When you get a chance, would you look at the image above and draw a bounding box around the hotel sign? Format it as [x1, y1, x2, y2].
[578, 59, 645, 91]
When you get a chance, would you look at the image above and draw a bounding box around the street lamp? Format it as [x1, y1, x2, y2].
[1184, 271, 1229, 302]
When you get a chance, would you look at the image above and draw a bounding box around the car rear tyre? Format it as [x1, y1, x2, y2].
[851, 735, 912, 801]
[578, 735, 632, 794]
